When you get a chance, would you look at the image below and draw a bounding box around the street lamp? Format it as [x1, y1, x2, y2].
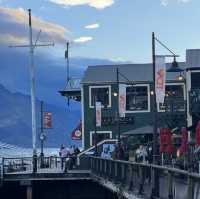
[151, 32, 181, 199]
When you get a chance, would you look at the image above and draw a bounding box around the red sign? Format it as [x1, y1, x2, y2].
[43, 112, 52, 129]
[71, 121, 82, 140]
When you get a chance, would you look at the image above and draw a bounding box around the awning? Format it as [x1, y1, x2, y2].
[122, 125, 154, 136]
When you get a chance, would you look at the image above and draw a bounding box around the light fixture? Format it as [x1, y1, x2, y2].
[167, 56, 184, 73]
[150, 91, 154, 95]
[113, 92, 118, 97]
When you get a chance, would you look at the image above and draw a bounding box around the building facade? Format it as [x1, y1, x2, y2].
[60, 49, 200, 149]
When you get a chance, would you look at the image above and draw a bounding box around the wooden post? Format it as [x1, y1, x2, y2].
[27, 186, 32, 199]
[167, 171, 173, 199]
[187, 176, 194, 199]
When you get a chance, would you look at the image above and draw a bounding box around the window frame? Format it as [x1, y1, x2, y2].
[89, 85, 111, 108]
[125, 84, 151, 113]
[158, 82, 186, 112]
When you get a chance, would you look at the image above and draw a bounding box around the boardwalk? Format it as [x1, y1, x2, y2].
[1, 156, 200, 199]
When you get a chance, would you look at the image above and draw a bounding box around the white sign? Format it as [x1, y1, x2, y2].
[119, 84, 126, 117]
[96, 102, 101, 127]
[155, 56, 166, 104]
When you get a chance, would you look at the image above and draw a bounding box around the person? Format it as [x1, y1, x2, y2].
[74, 147, 80, 155]
[59, 144, 65, 170]
[135, 145, 147, 163]
[101, 147, 111, 159]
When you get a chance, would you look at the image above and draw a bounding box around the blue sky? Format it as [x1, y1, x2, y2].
[0, 0, 200, 63]
[0, 0, 200, 107]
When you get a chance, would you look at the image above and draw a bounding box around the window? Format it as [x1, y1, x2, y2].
[90, 131, 112, 146]
[159, 83, 185, 112]
[89, 86, 111, 108]
[126, 85, 150, 112]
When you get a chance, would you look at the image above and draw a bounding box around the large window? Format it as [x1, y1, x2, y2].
[89, 86, 111, 108]
[126, 85, 150, 112]
[159, 83, 185, 112]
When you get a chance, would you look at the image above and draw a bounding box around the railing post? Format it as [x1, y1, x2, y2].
[121, 163, 125, 184]
[104, 159, 107, 178]
[138, 165, 145, 195]
[128, 164, 134, 191]
[167, 171, 173, 199]
[0, 157, 4, 186]
[114, 162, 118, 181]
[187, 176, 194, 199]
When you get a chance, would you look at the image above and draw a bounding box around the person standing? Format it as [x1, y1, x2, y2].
[59, 144, 65, 170]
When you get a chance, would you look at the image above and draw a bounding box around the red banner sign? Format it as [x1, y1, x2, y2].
[43, 112, 52, 129]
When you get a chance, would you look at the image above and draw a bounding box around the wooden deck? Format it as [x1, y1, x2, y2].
[4, 169, 91, 181]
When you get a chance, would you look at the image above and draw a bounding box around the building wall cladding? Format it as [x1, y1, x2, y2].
[83, 82, 185, 148]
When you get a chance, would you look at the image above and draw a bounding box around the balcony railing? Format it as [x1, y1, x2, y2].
[159, 97, 185, 112]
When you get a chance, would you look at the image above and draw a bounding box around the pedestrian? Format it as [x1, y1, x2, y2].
[59, 144, 65, 170]
[136, 145, 147, 163]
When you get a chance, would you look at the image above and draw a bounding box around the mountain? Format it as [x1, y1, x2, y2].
[0, 84, 81, 147]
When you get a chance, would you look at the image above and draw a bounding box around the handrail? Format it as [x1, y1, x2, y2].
[77, 139, 117, 165]
[88, 156, 200, 198]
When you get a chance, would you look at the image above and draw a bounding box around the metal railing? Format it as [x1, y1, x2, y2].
[88, 156, 200, 199]
[2, 156, 73, 174]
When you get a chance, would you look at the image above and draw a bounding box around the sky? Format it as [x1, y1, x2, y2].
[0, 0, 200, 63]
[0, 0, 200, 106]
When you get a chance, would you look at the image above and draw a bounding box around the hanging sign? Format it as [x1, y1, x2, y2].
[96, 102, 102, 127]
[119, 84, 126, 117]
[155, 56, 166, 104]
[43, 112, 52, 129]
[71, 121, 82, 140]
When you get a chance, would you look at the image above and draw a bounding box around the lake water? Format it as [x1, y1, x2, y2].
[0, 148, 59, 158]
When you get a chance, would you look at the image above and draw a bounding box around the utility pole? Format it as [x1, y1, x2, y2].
[151, 32, 159, 199]
[94, 95, 98, 156]
[9, 9, 54, 173]
[116, 68, 121, 143]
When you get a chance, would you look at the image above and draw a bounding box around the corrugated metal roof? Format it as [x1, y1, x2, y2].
[81, 62, 186, 84]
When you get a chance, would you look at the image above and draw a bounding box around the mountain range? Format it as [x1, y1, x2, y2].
[0, 84, 81, 147]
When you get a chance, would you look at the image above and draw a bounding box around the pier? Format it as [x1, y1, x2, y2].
[1, 155, 200, 199]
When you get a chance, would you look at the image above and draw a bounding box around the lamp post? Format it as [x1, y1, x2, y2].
[116, 68, 121, 143]
[40, 101, 45, 168]
[151, 32, 182, 199]
[94, 95, 98, 156]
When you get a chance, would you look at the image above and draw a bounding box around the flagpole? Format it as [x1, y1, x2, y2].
[28, 9, 38, 173]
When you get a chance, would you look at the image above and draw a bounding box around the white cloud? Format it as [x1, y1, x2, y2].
[110, 57, 130, 63]
[0, 7, 68, 44]
[85, 23, 99, 29]
[74, 36, 93, 43]
[161, 0, 191, 6]
[48, 0, 114, 9]
[161, 0, 168, 6]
